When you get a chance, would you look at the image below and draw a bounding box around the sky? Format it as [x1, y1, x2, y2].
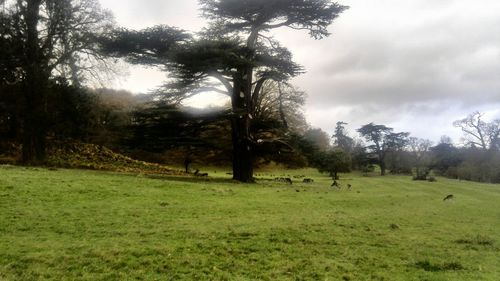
[99, 0, 500, 143]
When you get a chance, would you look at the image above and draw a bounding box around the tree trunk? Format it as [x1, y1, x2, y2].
[230, 117, 253, 182]
[22, 85, 47, 163]
[277, 83, 288, 129]
[380, 161, 386, 176]
[230, 68, 254, 182]
[229, 29, 261, 182]
[21, 0, 48, 165]
[183, 154, 192, 173]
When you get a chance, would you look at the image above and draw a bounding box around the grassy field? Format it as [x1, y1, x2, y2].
[0, 165, 499, 281]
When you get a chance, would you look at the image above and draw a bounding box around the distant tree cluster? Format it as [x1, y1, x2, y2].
[318, 112, 500, 183]
[434, 112, 500, 183]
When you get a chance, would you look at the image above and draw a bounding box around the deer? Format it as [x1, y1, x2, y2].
[443, 194, 454, 201]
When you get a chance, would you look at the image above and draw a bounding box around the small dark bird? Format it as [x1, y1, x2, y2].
[443, 194, 454, 201]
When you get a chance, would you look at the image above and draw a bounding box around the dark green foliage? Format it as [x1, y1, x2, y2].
[332, 122, 354, 152]
[0, 84, 137, 146]
[430, 141, 463, 176]
[1, 0, 114, 163]
[386, 150, 413, 175]
[254, 134, 308, 168]
[331, 121, 371, 171]
[0, 83, 96, 142]
[456, 149, 497, 182]
[279, 129, 355, 170]
[429, 140, 500, 183]
[0, 84, 22, 141]
[128, 105, 233, 167]
[0, 9, 23, 85]
[286, 133, 322, 167]
[101, 25, 191, 65]
[412, 170, 430, 181]
[316, 149, 351, 179]
[358, 123, 409, 176]
[350, 143, 370, 171]
[46, 84, 100, 140]
[173, 39, 252, 74]
[439, 112, 500, 183]
[200, 0, 349, 39]
[303, 128, 331, 151]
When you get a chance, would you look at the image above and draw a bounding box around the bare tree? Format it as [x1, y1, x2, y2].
[408, 137, 433, 180]
[253, 81, 308, 134]
[453, 111, 500, 151]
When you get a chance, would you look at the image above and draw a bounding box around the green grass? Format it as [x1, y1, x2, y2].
[0, 165, 499, 280]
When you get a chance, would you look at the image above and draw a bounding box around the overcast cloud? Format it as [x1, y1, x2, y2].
[99, 0, 500, 143]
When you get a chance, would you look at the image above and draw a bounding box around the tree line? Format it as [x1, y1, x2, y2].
[314, 112, 500, 183]
[1, 0, 348, 182]
[2, 1, 499, 184]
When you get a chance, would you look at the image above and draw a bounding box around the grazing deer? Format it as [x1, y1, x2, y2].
[194, 169, 208, 177]
[443, 194, 454, 201]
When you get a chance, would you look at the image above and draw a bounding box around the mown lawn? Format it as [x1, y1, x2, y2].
[0, 165, 499, 280]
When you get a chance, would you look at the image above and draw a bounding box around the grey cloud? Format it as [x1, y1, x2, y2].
[285, 0, 500, 134]
[99, 0, 500, 141]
